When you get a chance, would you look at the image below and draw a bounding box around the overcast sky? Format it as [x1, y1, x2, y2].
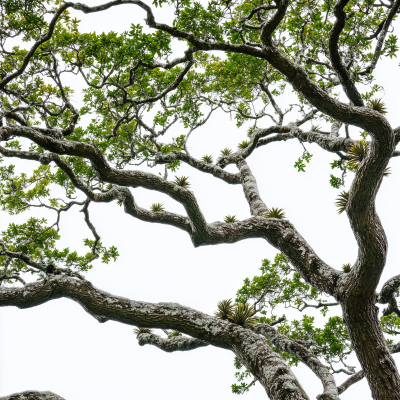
[0, 2, 399, 399]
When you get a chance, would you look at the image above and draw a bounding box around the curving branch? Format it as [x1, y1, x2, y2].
[0, 4, 71, 90]
[337, 370, 365, 395]
[359, 0, 400, 75]
[0, 127, 341, 296]
[0, 275, 311, 400]
[137, 332, 209, 352]
[252, 323, 339, 400]
[329, 1, 364, 106]
[154, 151, 241, 184]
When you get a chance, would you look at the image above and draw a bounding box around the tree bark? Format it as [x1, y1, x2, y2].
[342, 297, 400, 399]
[0, 391, 65, 400]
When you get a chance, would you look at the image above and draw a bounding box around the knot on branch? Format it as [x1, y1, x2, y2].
[39, 153, 55, 165]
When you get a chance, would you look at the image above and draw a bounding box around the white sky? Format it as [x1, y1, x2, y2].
[0, 2, 399, 399]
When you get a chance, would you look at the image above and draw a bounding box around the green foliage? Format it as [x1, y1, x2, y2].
[220, 148, 233, 156]
[215, 299, 236, 320]
[173, 176, 190, 188]
[224, 215, 237, 223]
[342, 263, 352, 273]
[294, 152, 313, 172]
[168, 331, 181, 339]
[0, 217, 119, 281]
[237, 140, 250, 150]
[232, 357, 255, 394]
[201, 155, 213, 164]
[367, 98, 388, 114]
[382, 313, 400, 335]
[329, 175, 342, 189]
[335, 191, 349, 215]
[230, 253, 361, 392]
[133, 327, 152, 336]
[264, 208, 285, 219]
[151, 203, 165, 212]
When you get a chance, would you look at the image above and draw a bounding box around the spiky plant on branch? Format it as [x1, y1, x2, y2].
[151, 203, 165, 212]
[231, 303, 258, 328]
[214, 299, 236, 320]
[367, 98, 388, 114]
[1, 1, 400, 399]
[347, 139, 391, 175]
[201, 155, 213, 164]
[133, 327, 153, 336]
[220, 148, 233, 156]
[335, 191, 349, 215]
[238, 140, 250, 149]
[224, 215, 237, 223]
[342, 263, 352, 273]
[347, 139, 369, 170]
[173, 176, 190, 188]
[265, 208, 285, 219]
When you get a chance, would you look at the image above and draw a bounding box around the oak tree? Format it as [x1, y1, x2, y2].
[0, 0, 400, 399]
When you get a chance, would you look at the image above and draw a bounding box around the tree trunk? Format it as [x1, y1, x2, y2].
[343, 297, 400, 399]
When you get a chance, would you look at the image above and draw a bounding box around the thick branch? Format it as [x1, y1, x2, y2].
[329, 1, 364, 106]
[236, 157, 269, 216]
[253, 323, 339, 400]
[377, 274, 400, 304]
[0, 275, 310, 400]
[137, 332, 209, 352]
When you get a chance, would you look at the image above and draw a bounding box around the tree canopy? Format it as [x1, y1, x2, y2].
[0, 0, 400, 399]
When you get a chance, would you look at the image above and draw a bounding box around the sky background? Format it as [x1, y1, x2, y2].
[0, 2, 399, 399]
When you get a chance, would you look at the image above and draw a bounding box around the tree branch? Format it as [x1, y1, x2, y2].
[136, 332, 209, 352]
[0, 4, 71, 90]
[0, 391, 66, 400]
[0, 128, 341, 296]
[359, 0, 400, 75]
[337, 370, 365, 394]
[0, 275, 310, 400]
[154, 151, 241, 184]
[236, 157, 269, 216]
[329, 1, 364, 106]
[252, 323, 339, 400]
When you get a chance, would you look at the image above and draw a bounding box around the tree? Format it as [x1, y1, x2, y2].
[0, 0, 400, 398]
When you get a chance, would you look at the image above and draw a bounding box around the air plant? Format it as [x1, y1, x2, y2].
[238, 140, 250, 150]
[133, 327, 152, 336]
[173, 176, 190, 188]
[201, 155, 213, 164]
[347, 139, 390, 176]
[168, 331, 181, 339]
[311, 124, 321, 132]
[214, 299, 236, 320]
[335, 191, 349, 214]
[231, 303, 258, 328]
[342, 263, 352, 273]
[367, 98, 388, 115]
[265, 208, 286, 219]
[224, 215, 237, 223]
[220, 148, 233, 156]
[347, 139, 368, 170]
[151, 203, 165, 212]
